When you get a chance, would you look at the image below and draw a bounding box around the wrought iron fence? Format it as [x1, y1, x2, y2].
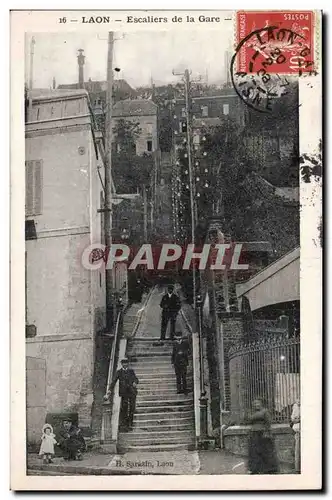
[228, 336, 300, 424]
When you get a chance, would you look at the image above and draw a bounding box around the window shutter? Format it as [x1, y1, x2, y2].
[25, 159, 43, 216]
[34, 160, 43, 215]
[25, 161, 34, 216]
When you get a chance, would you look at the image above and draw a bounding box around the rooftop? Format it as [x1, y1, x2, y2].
[113, 99, 158, 117]
[58, 79, 137, 97]
[28, 88, 88, 102]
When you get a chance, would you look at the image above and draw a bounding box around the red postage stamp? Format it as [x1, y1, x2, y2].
[236, 11, 315, 75]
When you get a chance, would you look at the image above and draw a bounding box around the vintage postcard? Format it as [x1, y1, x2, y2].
[10, 9, 322, 490]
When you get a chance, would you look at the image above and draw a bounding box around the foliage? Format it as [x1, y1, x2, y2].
[111, 119, 154, 193]
[300, 139, 322, 183]
[112, 119, 141, 154]
[177, 112, 300, 255]
[113, 152, 153, 193]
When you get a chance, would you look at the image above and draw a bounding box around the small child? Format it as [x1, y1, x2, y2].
[39, 424, 58, 464]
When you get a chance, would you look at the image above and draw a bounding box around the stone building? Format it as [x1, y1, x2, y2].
[112, 99, 159, 155]
[25, 88, 106, 444]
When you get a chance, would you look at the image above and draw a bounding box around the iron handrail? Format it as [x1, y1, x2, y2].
[104, 305, 123, 399]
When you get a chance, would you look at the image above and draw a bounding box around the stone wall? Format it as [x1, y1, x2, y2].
[26, 334, 94, 432]
[26, 356, 47, 446]
[223, 424, 295, 467]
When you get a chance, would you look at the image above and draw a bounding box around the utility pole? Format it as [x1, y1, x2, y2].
[105, 32, 114, 330]
[28, 36, 35, 119]
[184, 69, 197, 311]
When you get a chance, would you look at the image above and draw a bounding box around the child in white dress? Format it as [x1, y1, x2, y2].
[39, 424, 58, 464]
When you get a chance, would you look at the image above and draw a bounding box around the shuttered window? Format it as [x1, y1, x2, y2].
[25, 160, 43, 216]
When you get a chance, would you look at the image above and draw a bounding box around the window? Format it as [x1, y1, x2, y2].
[201, 106, 209, 117]
[181, 107, 186, 118]
[147, 140, 152, 152]
[25, 160, 43, 216]
[146, 123, 153, 135]
[223, 103, 230, 115]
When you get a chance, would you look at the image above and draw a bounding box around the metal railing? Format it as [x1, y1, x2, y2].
[228, 336, 300, 424]
[100, 303, 124, 443]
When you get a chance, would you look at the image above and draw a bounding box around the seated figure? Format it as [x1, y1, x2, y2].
[57, 418, 86, 461]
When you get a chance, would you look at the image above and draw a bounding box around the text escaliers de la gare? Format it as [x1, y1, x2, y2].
[126, 15, 221, 23]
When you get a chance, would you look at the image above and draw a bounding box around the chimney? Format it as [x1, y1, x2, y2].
[77, 49, 85, 89]
[52, 77, 56, 90]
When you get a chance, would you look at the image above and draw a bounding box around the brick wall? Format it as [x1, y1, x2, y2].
[218, 313, 245, 411]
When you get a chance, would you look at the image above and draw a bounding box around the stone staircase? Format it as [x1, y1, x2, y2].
[117, 338, 196, 452]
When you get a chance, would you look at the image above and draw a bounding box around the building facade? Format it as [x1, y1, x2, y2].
[112, 99, 159, 155]
[25, 89, 106, 443]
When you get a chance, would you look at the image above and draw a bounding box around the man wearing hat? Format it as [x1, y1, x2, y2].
[171, 332, 190, 394]
[106, 358, 139, 432]
[160, 284, 182, 341]
[57, 418, 86, 461]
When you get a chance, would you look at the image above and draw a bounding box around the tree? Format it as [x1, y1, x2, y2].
[195, 114, 300, 255]
[113, 119, 141, 155]
[111, 119, 154, 193]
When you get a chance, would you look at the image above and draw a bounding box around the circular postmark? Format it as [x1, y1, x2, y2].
[230, 25, 315, 113]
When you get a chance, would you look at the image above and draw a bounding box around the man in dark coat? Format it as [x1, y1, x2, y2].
[171, 332, 190, 394]
[107, 358, 138, 432]
[57, 418, 86, 461]
[160, 285, 181, 341]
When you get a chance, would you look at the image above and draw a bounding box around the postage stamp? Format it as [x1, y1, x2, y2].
[231, 11, 317, 113]
[10, 9, 322, 492]
[236, 11, 315, 75]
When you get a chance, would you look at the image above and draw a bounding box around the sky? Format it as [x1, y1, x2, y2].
[26, 29, 234, 90]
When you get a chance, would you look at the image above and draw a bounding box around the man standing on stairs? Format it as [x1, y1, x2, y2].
[171, 332, 190, 394]
[107, 358, 139, 432]
[160, 284, 181, 342]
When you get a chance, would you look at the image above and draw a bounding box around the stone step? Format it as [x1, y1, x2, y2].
[133, 421, 194, 432]
[134, 410, 194, 421]
[127, 354, 172, 361]
[118, 434, 195, 446]
[134, 373, 175, 380]
[134, 369, 176, 376]
[118, 443, 193, 452]
[138, 383, 192, 396]
[136, 393, 193, 402]
[128, 338, 174, 344]
[131, 360, 193, 368]
[119, 429, 193, 440]
[136, 397, 193, 407]
[127, 352, 173, 358]
[137, 379, 193, 387]
[135, 404, 194, 414]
